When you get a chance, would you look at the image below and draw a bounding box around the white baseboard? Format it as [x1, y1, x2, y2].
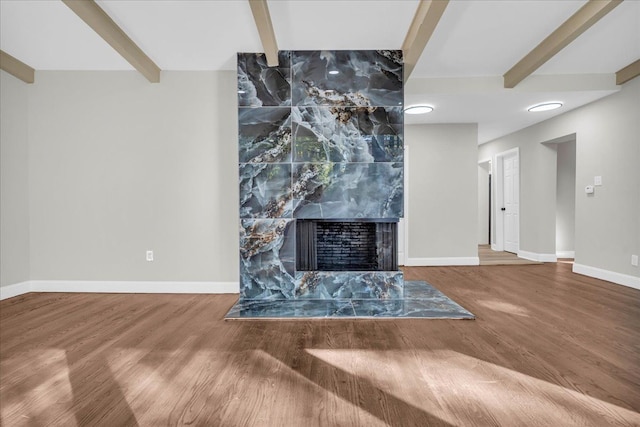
[0, 281, 31, 300]
[556, 251, 575, 258]
[518, 250, 557, 263]
[573, 264, 640, 290]
[491, 244, 499, 251]
[0, 280, 240, 301]
[405, 257, 480, 266]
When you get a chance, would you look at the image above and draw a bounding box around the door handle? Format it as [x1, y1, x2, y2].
[501, 207, 506, 211]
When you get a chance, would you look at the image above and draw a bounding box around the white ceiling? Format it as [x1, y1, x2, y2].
[1, 0, 638, 144]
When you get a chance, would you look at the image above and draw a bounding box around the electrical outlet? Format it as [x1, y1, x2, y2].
[146, 250, 154, 262]
[632, 255, 639, 267]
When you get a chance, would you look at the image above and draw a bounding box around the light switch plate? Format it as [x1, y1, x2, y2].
[594, 176, 602, 186]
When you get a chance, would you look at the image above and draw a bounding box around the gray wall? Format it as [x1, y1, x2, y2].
[4, 70, 636, 285]
[1, 71, 30, 287]
[405, 124, 478, 260]
[479, 77, 640, 277]
[26, 71, 239, 284]
[556, 139, 576, 255]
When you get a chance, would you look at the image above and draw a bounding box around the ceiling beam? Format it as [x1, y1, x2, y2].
[503, 0, 623, 88]
[402, 0, 449, 80]
[616, 59, 640, 85]
[248, 0, 279, 67]
[0, 50, 35, 84]
[62, 0, 160, 83]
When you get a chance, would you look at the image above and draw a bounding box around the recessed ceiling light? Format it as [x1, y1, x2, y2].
[328, 70, 339, 75]
[528, 102, 563, 112]
[404, 105, 434, 115]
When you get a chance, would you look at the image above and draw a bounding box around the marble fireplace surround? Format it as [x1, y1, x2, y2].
[237, 50, 405, 303]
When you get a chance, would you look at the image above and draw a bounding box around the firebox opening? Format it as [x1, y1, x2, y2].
[296, 219, 398, 272]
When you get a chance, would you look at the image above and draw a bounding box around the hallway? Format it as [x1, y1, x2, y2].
[478, 245, 543, 266]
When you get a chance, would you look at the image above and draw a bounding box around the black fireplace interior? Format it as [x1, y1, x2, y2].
[296, 220, 398, 271]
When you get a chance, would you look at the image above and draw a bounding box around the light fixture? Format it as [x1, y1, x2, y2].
[238, 89, 246, 94]
[527, 102, 563, 112]
[404, 105, 434, 115]
[328, 70, 339, 75]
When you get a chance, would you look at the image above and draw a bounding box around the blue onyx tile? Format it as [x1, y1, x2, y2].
[238, 52, 291, 107]
[239, 163, 292, 218]
[400, 282, 473, 318]
[240, 219, 295, 299]
[351, 298, 475, 319]
[292, 163, 403, 219]
[292, 50, 403, 107]
[292, 106, 403, 163]
[225, 299, 356, 318]
[239, 108, 291, 163]
[403, 281, 448, 299]
[225, 280, 475, 319]
[295, 271, 404, 299]
[356, 107, 404, 162]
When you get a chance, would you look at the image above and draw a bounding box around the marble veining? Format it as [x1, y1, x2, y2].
[239, 163, 292, 218]
[295, 271, 404, 299]
[238, 51, 291, 107]
[240, 219, 295, 299]
[225, 281, 475, 319]
[292, 51, 403, 107]
[292, 162, 403, 219]
[292, 106, 403, 163]
[239, 108, 292, 163]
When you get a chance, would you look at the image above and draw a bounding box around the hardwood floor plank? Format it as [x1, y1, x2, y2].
[1, 263, 639, 426]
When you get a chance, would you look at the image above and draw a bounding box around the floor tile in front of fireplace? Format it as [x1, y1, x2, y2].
[350, 299, 473, 318]
[225, 298, 356, 318]
[225, 281, 474, 319]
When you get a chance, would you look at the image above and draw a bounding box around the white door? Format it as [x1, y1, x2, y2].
[503, 153, 519, 253]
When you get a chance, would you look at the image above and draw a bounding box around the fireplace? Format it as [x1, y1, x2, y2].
[237, 50, 405, 300]
[296, 220, 398, 272]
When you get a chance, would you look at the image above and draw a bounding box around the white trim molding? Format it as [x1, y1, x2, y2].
[0, 281, 31, 300]
[0, 280, 240, 301]
[405, 257, 480, 266]
[556, 251, 575, 259]
[573, 264, 640, 290]
[518, 250, 557, 262]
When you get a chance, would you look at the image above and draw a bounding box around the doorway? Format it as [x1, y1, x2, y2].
[551, 135, 576, 259]
[494, 148, 520, 254]
[478, 160, 491, 246]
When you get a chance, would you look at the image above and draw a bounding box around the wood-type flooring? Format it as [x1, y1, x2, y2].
[478, 244, 544, 265]
[1, 263, 638, 426]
